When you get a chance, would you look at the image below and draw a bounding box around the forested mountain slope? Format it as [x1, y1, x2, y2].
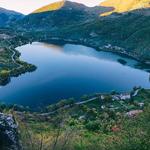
[0, 7, 23, 27]
[5, 0, 150, 62]
[15, 1, 112, 30]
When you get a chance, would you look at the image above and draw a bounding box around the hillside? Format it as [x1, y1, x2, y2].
[0, 88, 150, 150]
[0, 7, 24, 27]
[100, 0, 150, 16]
[23, 7, 150, 63]
[11, 1, 150, 63]
[15, 1, 112, 30]
[0, 28, 36, 85]
[32, 0, 65, 13]
[57, 8, 150, 62]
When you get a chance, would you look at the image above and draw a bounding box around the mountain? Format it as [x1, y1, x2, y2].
[12, 0, 150, 62]
[0, 7, 24, 27]
[32, 0, 65, 14]
[56, 7, 150, 62]
[100, 0, 150, 16]
[15, 0, 112, 30]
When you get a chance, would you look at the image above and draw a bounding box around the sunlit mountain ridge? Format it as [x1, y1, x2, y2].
[100, 0, 150, 16]
[32, 0, 65, 14]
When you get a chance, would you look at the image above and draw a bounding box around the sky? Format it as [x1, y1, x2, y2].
[0, 0, 105, 14]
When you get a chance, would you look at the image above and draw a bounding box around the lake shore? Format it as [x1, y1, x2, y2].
[0, 41, 149, 107]
[0, 34, 36, 86]
[40, 37, 150, 65]
[1, 29, 150, 87]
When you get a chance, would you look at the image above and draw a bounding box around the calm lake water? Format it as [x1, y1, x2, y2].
[0, 42, 149, 107]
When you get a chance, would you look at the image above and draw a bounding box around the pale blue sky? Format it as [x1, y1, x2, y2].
[0, 0, 104, 14]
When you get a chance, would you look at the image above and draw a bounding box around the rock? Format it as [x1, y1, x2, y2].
[126, 110, 143, 117]
[0, 113, 21, 150]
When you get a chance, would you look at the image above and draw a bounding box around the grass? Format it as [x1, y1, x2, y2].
[7, 89, 149, 150]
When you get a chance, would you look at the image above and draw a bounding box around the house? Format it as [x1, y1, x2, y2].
[101, 95, 105, 100]
[120, 93, 131, 100]
[112, 93, 131, 101]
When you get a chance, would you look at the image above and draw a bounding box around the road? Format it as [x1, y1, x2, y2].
[76, 97, 98, 105]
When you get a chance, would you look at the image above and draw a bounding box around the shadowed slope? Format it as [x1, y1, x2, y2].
[0, 7, 24, 27]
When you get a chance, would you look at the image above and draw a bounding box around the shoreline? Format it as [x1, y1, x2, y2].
[41, 37, 149, 65]
[0, 87, 143, 112]
[1, 35, 150, 86]
[0, 38, 36, 86]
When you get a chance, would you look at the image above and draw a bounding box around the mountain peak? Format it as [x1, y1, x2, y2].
[32, 0, 66, 14]
[32, 0, 91, 14]
[100, 0, 150, 16]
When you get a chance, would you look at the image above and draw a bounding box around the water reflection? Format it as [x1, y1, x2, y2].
[0, 42, 149, 107]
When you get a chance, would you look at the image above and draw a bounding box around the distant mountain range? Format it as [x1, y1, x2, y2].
[0, 0, 150, 63]
[0, 7, 24, 27]
[14, 1, 112, 30]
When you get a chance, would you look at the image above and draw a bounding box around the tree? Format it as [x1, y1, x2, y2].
[104, 95, 112, 103]
[85, 120, 100, 131]
[0, 70, 10, 79]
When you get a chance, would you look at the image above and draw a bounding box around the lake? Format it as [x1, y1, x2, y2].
[0, 42, 149, 107]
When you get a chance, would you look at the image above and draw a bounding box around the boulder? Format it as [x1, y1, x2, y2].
[0, 113, 21, 150]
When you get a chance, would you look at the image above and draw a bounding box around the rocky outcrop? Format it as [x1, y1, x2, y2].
[0, 113, 20, 150]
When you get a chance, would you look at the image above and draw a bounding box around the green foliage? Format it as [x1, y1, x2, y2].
[0, 70, 10, 78]
[46, 98, 75, 112]
[85, 120, 100, 131]
[104, 95, 112, 103]
[0, 29, 36, 85]
[12, 89, 150, 150]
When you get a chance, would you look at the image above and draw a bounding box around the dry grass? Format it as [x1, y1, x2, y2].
[100, 0, 150, 16]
